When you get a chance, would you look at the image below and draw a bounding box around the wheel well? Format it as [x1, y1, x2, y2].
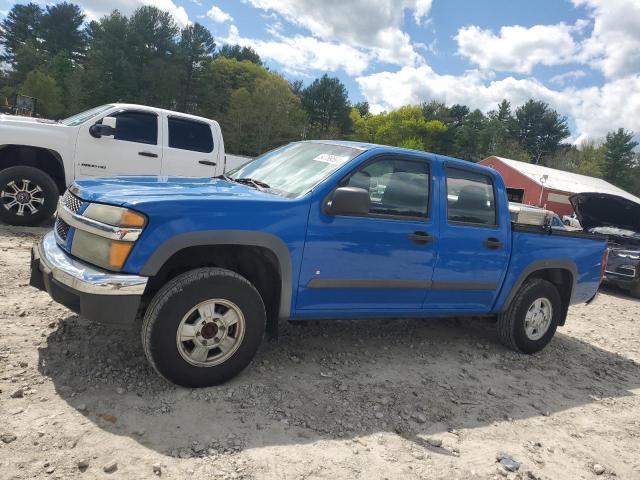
[0, 145, 66, 193]
[525, 268, 573, 325]
[145, 244, 282, 332]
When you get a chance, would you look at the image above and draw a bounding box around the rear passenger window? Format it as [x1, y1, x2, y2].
[446, 168, 497, 225]
[342, 157, 430, 218]
[168, 117, 214, 153]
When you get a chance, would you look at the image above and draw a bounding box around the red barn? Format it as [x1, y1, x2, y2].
[479, 156, 640, 217]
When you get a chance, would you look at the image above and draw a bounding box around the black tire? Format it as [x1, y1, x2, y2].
[142, 267, 266, 387]
[0, 166, 58, 226]
[630, 283, 640, 299]
[497, 278, 561, 354]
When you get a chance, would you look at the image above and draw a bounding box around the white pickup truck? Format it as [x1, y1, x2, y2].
[0, 103, 249, 226]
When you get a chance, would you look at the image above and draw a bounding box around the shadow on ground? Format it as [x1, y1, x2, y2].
[37, 313, 640, 457]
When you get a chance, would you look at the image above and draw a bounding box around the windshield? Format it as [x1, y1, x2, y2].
[590, 226, 640, 239]
[60, 104, 114, 126]
[229, 142, 363, 197]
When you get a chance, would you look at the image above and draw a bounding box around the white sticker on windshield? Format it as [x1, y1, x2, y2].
[312, 153, 350, 165]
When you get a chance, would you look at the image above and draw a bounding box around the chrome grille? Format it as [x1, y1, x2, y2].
[55, 217, 70, 240]
[61, 190, 83, 213]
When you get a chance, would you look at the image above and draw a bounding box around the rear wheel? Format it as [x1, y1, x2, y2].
[497, 278, 561, 354]
[0, 166, 58, 226]
[142, 268, 266, 387]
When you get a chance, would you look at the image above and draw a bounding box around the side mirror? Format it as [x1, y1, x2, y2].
[89, 116, 117, 138]
[327, 187, 370, 216]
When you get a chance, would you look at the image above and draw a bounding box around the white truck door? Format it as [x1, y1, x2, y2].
[74, 110, 163, 177]
[160, 114, 222, 177]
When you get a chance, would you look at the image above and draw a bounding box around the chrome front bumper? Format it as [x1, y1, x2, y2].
[30, 232, 147, 325]
[33, 231, 147, 295]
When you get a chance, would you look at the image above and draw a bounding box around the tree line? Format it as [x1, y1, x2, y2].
[1, 2, 638, 195]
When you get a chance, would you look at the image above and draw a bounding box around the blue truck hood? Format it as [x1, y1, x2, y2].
[71, 176, 279, 206]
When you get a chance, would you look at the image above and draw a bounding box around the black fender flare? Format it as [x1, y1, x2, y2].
[140, 230, 293, 319]
[500, 259, 577, 321]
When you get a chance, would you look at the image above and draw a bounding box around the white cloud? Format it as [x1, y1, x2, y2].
[356, 65, 640, 143]
[455, 23, 578, 74]
[243, 0, 432, 67]
[206, 5, 233, 23]
[75, 0, 190, 26]
[573, 0, 640, 78]
[550, 70, 587, 85]
[225, 25, 369, 76]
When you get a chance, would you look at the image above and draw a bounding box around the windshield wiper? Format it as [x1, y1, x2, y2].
[234, 177, 270, 191]
[214, 173, 234, 182]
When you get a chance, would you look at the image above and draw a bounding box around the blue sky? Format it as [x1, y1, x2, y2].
[5, 0, 640, 143]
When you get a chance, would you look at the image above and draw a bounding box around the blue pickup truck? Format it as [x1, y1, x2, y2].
[30, 141, 608, 387]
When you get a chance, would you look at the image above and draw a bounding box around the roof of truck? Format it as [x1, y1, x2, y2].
[303, 140, 496, 174]
[110, 103, 219, 125]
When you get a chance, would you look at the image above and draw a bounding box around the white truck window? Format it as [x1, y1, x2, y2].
[168, 117, 213, 153]
[113, 112, 158, 145]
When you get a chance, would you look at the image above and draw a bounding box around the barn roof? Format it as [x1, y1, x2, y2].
[486, 156, 640, 204]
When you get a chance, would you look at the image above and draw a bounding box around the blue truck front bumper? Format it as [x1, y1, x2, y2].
[30, 232, 148, 325]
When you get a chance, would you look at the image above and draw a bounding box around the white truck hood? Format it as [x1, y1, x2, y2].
[0, 114, 59, 126]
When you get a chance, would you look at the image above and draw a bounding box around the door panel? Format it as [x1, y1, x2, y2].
[296, 155, 438, 312]
[426, 166, 510, 311]
[75, 110, 162, 177]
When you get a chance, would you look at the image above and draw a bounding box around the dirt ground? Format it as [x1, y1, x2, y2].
[1, 222, 640, 480]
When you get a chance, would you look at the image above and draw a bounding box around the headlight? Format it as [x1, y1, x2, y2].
[83, 203, 146, 227]
[71, 230, 135, 271]
[67, 203, 146, 271]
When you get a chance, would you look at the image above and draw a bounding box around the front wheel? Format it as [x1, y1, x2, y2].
[0, 166, 59, 226]
[497, 278, 561, 354]
[142, 268, 266, 387]
[630, 283, 640, 299]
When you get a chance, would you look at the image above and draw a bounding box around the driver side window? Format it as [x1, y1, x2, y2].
[107, 111, 158, 145]
[341, 157, 430, 219]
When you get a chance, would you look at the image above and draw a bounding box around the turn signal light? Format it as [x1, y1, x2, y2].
[109, 241, 134, 269]
[120, 210, 146, 228]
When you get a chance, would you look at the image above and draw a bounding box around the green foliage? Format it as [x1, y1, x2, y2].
[39, 2, 86, 61]
[350, 105, 447, 150]
[222, 75, 305, 156]
[20, 70, 63, 118]
[301, 74, 351, 138]
[218, 44, 262, 65]
[603, 128, 639, 189]
[177, 23, 216, 112]
[514, 100, 570, 165]
[0, 3, 42, 65]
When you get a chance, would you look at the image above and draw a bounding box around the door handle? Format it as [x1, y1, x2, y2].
[138, 151, 158, 158]
[408, 231, 433, 245]
[199, 160, 217, 167]
[484, 237, 503, 249]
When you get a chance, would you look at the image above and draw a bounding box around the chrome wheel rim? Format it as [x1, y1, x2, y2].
[1, 179, 44, 216]
[176, 299, 246, 367]
[524, 297, 553, 340]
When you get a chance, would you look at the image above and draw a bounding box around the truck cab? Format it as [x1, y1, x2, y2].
[0, 104, 245, 226]
[29, 141, 608, 388]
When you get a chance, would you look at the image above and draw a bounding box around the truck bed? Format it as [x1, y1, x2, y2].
[492, 224, 607, 312]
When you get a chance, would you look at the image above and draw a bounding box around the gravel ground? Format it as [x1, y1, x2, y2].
[1, 222, 640, 479]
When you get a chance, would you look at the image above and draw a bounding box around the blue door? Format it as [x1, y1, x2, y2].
[296, 155, 439, 314]
[426, 165, 510, 312]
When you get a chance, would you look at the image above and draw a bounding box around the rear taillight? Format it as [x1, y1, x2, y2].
[600, 248, 609, 282]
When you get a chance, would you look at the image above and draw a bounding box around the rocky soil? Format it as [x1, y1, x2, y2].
[1, 222, 640, 479]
